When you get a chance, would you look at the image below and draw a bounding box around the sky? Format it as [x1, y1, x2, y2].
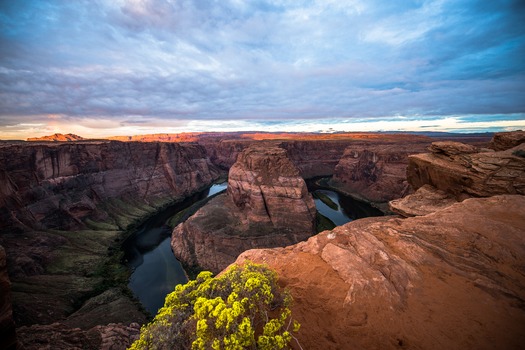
[1, 0, 524, 139]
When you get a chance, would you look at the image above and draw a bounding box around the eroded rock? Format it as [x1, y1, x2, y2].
[172, 145, 316, 273]
[408, 141, 525, 200]
[330, 142, 430, 203]
[0, 245, 18, 350]
[235, 195, 525, 350]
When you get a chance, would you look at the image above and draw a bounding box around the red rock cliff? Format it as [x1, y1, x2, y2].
[330, 142, 430, 203]
[227, 131, 525, 349]
[0, 141, 220, 231]
[172, 144, 316, 273]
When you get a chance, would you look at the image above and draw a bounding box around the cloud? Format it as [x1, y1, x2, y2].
[0, 0, 524, 138]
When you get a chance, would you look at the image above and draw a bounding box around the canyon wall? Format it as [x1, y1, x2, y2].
[229, 131, 525, 350]
[172, 145, 316, 273]
[0, 141, 220, 231]
[205, 139, 367, 178]
[0, 245, 17, 350]
[0, 140, 220, 342]
[329, 142, 430, 203]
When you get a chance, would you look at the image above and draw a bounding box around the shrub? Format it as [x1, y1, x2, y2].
[129, 262, 301, 350]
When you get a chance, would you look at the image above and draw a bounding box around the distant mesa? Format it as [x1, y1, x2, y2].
[27, 133, 85, 142]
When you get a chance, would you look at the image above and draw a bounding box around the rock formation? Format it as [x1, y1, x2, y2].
[329, 142, 430, 203]
[489, 130, 525, 151]
[17, 322, 141, 350]
[0, 141, 220, 231]
[172, 145, 316, 273]
[0, 140, 219, 342]
[227, 131, 525, 349]
[0, 245, 18, 350]
[27, 133, 85, 142]
[235, 194, 525, 350]
[406, 140, 525, 200]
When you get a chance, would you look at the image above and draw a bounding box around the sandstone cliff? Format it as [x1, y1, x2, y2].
[329, 142, 430, 203]
[236, 194, 525, 349]
[27, 133, 85, 142]
[407, 141, 525, 200]
[0, 141, 220, 231]
[0, 141, 219, 333]
[228, 131, 525, 349]
[172, 145, 316, 273]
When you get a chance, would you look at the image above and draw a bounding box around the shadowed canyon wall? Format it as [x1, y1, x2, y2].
[0, 141, 220, 232]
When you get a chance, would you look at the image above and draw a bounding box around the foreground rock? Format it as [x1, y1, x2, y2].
[235, 195, 525, 350]
[489, 130, 525, 151]
[172, 145, 316, 273]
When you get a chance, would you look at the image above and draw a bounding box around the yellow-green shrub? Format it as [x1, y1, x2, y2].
[129, 262, 300, 350]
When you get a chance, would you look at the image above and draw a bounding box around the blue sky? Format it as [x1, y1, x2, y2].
[1, 0, 524, 139]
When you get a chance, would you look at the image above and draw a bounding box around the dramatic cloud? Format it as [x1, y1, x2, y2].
[1, 0, 524, 138]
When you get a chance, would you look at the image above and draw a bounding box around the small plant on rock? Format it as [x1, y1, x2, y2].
[129, 262, 301, 350]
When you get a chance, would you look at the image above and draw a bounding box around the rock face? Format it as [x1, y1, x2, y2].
[206, 139, 357, 178]
[235, 194, 525, 350]
[27, 133, 85, 142]
[407, 140, 525, 200]
[0, 141, 220, 231]
[330, 142, 430, 203]
[0, 140, 219, 343]
[227, 145, 316, 229]
[0, 245, 17, 350]
[172, 145, 316, 273]
[17, 322, 140, 350]
[489, 130, 525, 151]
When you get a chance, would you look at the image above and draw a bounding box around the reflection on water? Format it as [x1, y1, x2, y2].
[309, 180, 383, 227]
[124, 180, 381, 315]
[123, 183, 227, 315]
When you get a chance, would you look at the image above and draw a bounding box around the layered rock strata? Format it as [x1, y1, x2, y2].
[172, 145, 316, 273]
[235, 194, 525, 350]
[407, 140, 525, 200]
[329, 142, 430, 203]
[17, 321, 141, 350]
[0, 141, 220, 231]
[0, 141, 219, 339]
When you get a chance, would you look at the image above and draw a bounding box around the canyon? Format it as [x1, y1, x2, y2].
[171, 144, 317, 274]
[2, 130, 514, 349]
[233, 133, 525, 349]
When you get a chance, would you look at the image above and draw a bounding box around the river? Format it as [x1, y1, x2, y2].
[124, 180, 382, 315]
[123, 183, 227, 314]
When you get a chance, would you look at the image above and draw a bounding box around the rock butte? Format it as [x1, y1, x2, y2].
[172, 144, 317, 274]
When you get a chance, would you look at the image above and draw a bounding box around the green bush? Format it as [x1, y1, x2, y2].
[129, 262, 301, 350]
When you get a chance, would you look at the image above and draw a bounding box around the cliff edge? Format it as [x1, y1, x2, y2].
[230, 131, 525, 350]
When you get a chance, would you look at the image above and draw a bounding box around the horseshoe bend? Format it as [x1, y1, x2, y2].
[0, 130, 524, 349]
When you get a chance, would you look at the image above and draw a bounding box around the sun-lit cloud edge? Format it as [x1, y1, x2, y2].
[1, 114, 524, 140]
